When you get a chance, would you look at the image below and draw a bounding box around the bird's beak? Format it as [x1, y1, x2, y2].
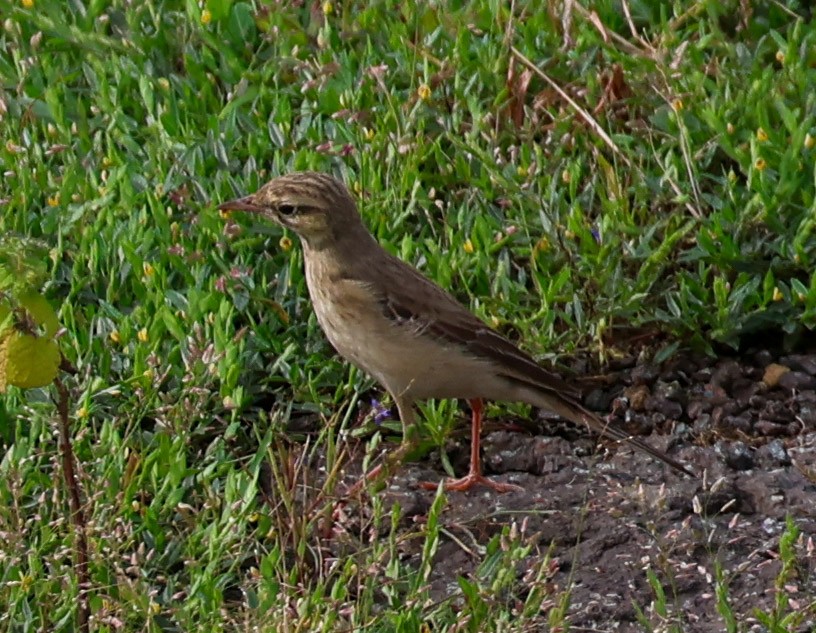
[218, 195, 264, 214]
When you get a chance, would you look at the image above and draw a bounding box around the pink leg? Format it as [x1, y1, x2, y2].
[421, 399, 521, 493]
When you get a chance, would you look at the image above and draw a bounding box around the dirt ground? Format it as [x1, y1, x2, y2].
[305, 347, 816, 632]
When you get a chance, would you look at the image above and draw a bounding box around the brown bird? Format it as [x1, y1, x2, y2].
[219, 172, 692, 492]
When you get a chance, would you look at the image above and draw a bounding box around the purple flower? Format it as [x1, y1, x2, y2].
[370, 399, 391, 424]
[590, 226, 601, 243]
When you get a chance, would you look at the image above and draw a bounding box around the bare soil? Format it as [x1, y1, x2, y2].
[284, 349, 816, 631]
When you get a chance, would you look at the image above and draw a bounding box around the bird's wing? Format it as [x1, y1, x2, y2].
[371, 253, 583, 401]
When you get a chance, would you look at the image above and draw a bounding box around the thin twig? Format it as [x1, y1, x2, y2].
[55, 376, 90, 632]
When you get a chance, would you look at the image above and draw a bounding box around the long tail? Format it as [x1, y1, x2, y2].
[542, 394, 694, 477]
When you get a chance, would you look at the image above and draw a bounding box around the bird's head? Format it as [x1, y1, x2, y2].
[218, 171, 362, 249]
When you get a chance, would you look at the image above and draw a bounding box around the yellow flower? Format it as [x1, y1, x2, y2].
[47, 194, 59, 207]
[21, 0, 33, 8]
[110, 330, 121, 343]
[805, 133, 815, 149]
[463, 239, 474, 254]
[143, 368, 154, 380]
[158, 78, 170, 91]
[200, 9, 212, 25]
[755, 158, 767, 171]
[561, 169, 571, 184]
[776, 50, 785, 64]
[20, 574, 33, 591]
[279, 236, 293, 251]
[756, 128, 768, 142]
[77, 406, 89, 419]
[143, 262, 155, 277]
[417, 84, 431, 101]
[322, 1, 333, 14]
[772, 287, 783, 302]
[137, 328, 149, 343]
[671, 98, 683, 112]
[363, 127, 375, 141]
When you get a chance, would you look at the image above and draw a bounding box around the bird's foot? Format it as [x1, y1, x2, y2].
[419, 473, 522, 493]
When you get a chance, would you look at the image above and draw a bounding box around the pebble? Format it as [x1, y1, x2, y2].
[762, 363, 790, 388]
[756, 439, 791, 467]
[623, 384, 650, 411]
[710, 360, 743, 390]
[630, 363, 660, 385]
[645, 395, 683, 420]
[719, 412, 753, 433]
[722, 441, 755, 471]
[753, 349, 774, 367]
[754, 420, 793, 437]
[777, 370, 816, 391]
[686, 399, 712, 420]
[778, 354, 816, 375]
[761, 400, 793, 423]
[653, 379, 686, 403]
[798, 404, 816, 429]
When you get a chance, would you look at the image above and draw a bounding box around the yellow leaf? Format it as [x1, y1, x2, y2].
[0, 331, 60, 392]
[18, 291, 59, 337]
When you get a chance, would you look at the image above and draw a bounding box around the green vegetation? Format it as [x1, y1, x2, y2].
[1, 0, 814, 630]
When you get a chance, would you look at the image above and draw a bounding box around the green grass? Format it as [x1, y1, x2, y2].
[2, 0, 816, 630]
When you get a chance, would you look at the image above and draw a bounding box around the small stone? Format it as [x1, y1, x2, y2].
[798, 404, 816, 429]
[718, 412, 753, 433]
[732, 380, 761, 409]
[748, 394, 767, 409]
[673, 422, 692, 439]
[687, 399, 712, 420]
[702, 383, 730, 406]
[756, 439, 791, 467]
[653, 380, 686, 403]
[763, 363, 790, 388]
[778, 354, 816, 376]
[711, 360, 743, 390]
[624, 410, 653, 434]
[623, 384, 650, 411]
[754, 420, 792, 437]
[711, 402, 739, 425]
[761, 400, 793, 423]
[723, 441, 754, 471]
[645, 396, 683, 420]
[762, 517, 780, 535]
[777, 371, 816, 391]
[753, 349, 774, 367]
[692, 413, 711, 434]
[630, 363, 660, 386]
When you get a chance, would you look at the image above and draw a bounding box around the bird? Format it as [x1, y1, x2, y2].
[219, 171, 692, 492]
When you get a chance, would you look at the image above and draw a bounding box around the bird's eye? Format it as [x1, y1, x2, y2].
[278, 204, 297, 216]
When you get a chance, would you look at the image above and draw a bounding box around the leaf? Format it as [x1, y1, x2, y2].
[0, 331, 60, 392]
[17, 291, 60, 337]
[0, 302, 11, 336]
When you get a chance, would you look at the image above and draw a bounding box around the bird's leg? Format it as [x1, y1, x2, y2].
[421, 398, 521, 493]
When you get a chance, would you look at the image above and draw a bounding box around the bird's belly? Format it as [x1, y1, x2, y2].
[314, 301, 498, 401]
